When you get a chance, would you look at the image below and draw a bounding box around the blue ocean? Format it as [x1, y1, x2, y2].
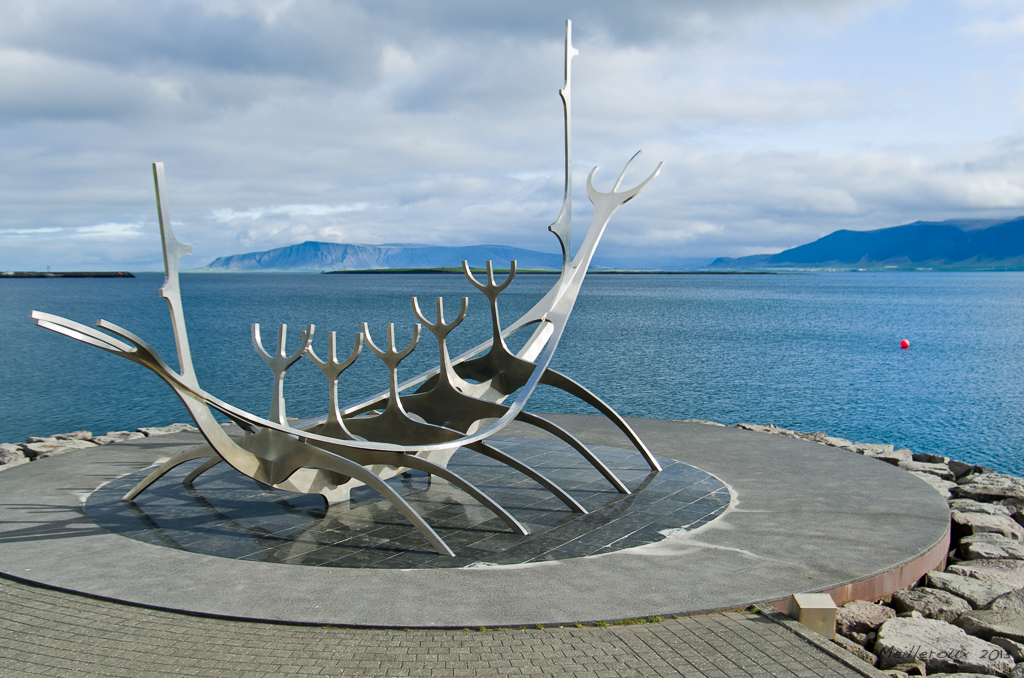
[3, 271, 1023, 475]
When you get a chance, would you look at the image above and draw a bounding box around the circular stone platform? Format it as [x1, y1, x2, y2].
[0, 415, 950, 627]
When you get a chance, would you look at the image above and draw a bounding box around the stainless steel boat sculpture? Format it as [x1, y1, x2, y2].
[32, 21, 663, 557]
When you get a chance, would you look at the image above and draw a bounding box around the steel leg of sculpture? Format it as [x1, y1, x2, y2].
[122, 445, 217, 501]
[465, 441, 588, 514]
[183, 456, 222, 485]
[311, 442, 530, 536]
[515, 411, 631, 494]
[180, 399, 458, 557]
[540, 369, 662, 472]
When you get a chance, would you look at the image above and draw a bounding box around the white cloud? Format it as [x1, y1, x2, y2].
[0, 227, 63, 238]
[963, 14, 1024, 37]
[71, 222, 145, 238]
[210, 203, 370, 222]
[2, 0, 1024, 270]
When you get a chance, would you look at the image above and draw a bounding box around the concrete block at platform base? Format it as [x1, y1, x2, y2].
[789, 593, 836, 640]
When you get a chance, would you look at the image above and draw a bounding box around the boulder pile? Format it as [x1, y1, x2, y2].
[0, 423, 197, 471]
[735, 422, 1024, 678]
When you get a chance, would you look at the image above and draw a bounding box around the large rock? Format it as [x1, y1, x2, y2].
[949, 459, 979, 478]
[961, 534, 1024, 561]
[0, 455, 30, 472]
[21, 438, 97, 459]
[948, 559, 1024, 589]
[54, 430, 93, 441]
[832, 633, 878, 666]
[953, 512, 1024, 540]
[837, 599, 896, 636]
[90, 431, 145, 445]
[900, 460, 955, 480]
[957, 590, 1024, 643]
[993, 637, 1024, 661]
[874, 617, 1014, 675]
[890, 587, 972, 623]
[853, 442, 895, 455]
[0, 443, 27, 465]
[949, 499, 1015, 518]
[792, 430, 831, 444]
[861, 445, 912, 466]
[824, 436, 855, 450]
[137, 423, 197, 437]
[26, 430, 92, 443]
[911, 472, 958, 499]
[927, 571, 1014, 608]
[955, 473, 1024, 503]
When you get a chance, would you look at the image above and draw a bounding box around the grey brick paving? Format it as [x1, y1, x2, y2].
[0, 577, 884, 678]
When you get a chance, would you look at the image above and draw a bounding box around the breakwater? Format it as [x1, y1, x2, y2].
[0, 271, 135, 278]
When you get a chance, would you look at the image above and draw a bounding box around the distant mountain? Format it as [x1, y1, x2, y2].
[709, 217, 1024, 270]
[200, 242, 565, 272]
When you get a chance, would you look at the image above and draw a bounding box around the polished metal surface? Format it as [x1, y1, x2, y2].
[32, 20, 663, 557]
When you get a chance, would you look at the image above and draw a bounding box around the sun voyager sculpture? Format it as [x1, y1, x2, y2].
[33, 21, 663, 557]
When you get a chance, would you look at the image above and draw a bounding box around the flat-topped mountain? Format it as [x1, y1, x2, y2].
[710, 216, 1024, 270]
[200, 241, 564, 272]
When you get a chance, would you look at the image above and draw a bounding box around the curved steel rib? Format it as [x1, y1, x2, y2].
[183, 456, 222, 485]
[539, 369, 662, 472]
[122, 444, 217, 501]
[515, 412, 630, 493]
[466, 440, 587, 514]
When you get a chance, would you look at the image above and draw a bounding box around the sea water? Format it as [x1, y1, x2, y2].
[3, 271, 1023, 475]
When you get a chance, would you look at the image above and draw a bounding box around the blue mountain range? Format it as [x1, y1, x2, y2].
[710, 216, 1024, 270]
[201, 241, 565, 271]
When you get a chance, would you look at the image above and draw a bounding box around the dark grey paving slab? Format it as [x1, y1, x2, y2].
[82, 439, 729, 568]
[0, 416, 949, 628]
[0, 576, 886, 678]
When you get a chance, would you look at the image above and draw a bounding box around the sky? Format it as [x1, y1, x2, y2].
[2, 0, 1024, 270]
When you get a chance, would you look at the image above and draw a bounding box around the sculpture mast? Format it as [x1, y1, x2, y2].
[548, 20, 578, 269]
[152, 162, 198, 389]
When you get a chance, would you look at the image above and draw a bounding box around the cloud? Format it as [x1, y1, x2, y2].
[2, 0, 1024, 270]
[210, 203, 370, 222]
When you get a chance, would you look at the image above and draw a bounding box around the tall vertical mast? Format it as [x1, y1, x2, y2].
[152, 162, 197, 387]
[547, 20, 579, 268]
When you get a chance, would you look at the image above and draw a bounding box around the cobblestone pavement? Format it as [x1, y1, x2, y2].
[0, 577, 883, 678]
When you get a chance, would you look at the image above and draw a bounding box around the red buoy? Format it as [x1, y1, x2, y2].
[900, 339, 910, 349]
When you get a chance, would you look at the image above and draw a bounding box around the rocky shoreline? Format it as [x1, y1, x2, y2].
[0, 423, 197, 470]
[5, 420, 1024, 676]
[729, 421, 1024, 678]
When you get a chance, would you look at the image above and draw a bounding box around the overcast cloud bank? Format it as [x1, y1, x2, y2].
[1, 0, 1023, 270]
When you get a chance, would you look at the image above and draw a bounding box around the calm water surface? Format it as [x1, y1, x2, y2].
[3, 271, 1023, 474]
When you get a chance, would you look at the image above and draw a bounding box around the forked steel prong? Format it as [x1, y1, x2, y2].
[361, 323, 420, 417]
[253, 323, 314, 424]
[307, 330, 362, 438]
[463, 260, 516, 298]
[587, 152, 664, 208]
[411, 296, 470, 392]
